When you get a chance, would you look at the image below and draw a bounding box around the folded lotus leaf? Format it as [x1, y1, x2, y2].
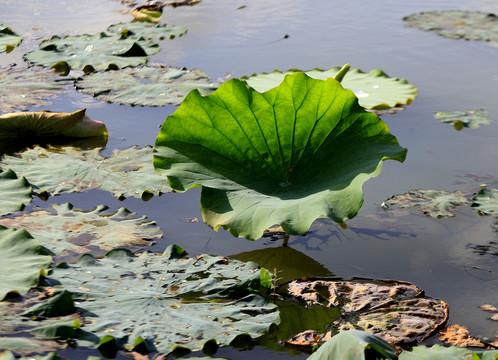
[0, 66, 68, 115]
[0, 109, 107, 140]
[1, 145, 171, 199]
[0, 226, 52, 300]
[278, 277, 448, 347]
[0, 203, 162, 261]
[471, 188, 497, 217]
[107, 21, 187, 40]
[24, 32, 159, 72]
[75, 66, 217, 106]
[0, 168, 32, 216]
[241, 67, 418, 110]
[384, 189, 469, 218]
[403, 11, 498, 41]
[154, 72, 407, 239]
[46, 245, 279, 353]
[0, 25, 22, 53]
[434, 109, 490, 130]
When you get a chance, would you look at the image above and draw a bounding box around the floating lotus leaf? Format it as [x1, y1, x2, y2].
[0, 168, 32, 216]
[278, 277, 448, 347]
[45, 245, 279, 353]
[107, 22, 187, 40]
[471, 188, 498, 217]
[0, 67, 68, 115]
[241, 67, 417, 110]
[399, 344, 483, 360]
[0, 109, 108, 140]
[403, 11, 498, 41]
[0, 226, 52, 300]
[129, 4, 165, 23]
[75, 66, 217, 106]
[154, 72, 407, 240]
[434, 109, 491, 130]
[0, 203, 162, 261]
[1, 145, 171, 199]
[24, 32, 160, 73]
[0, 25, 22, 53]
[0, 339, 65, 357]
[154, 0, 201, 7]
[384, 189, 469, 218]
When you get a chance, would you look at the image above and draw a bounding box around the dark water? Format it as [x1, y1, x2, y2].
[1, 0, 497, 358]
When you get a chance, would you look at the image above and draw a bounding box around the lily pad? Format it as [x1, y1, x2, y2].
[154, 72, 407, 240]
[0, 109, 108, 140]
[107, 22, 187, 40]
[471, 188, 498, 217]
[0, 25, 22, 53]
[241, 67, 418, 110]
[45, 245, 279, 353]
[434, 109, 491, 130]
[403, 11, 498, 42]
[0, 226, 52, 300]
[1, 145, 171, 199]
[384, 189, 469, 218]
[75, 66, 217, 106]
[0, 168, 32, 216]
[0, 203, 162, 261]
[278, 277, 448, 347]
[0, 66, 69, 115]
[24, 32, 160, 73]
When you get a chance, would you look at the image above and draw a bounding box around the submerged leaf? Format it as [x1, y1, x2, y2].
[0, 203, 162, 261]
[242, 67, 418, 110]
[434, 109, 491, 130]
[1, 145, 171, 199]
[0, 168, 32, 216]
[46, 245, 279, 353]
[0, 226, 52, 300]
[75, 66, 217, 106]
[403, 10, 498, 41]
[0, 25, 22, 53]
[154, 72, 407, 239]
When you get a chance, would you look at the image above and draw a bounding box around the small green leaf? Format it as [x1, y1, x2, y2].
[107, 22, 187, 40]
[0, 168, 32, 216]
[434, 109, 491, 130]
[471, 188, 498, 217]
[0, 25, 22, 53]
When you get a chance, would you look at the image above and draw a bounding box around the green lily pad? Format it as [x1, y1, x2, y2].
[0, 226, 52, 300]
[0, 25, 22, 53]
[0, 109, 108, 140]
[384, 189, 469, 218]
[399, 344, 478, 359]
[45, 245, 279, 353]
[403, 11, 498, 41]
[278, 277, 448, 347]
[471, 188, 498, 217]
[0, 66, 69, 115]
[241, 67, 418, 110]
[24, 32, 160, 73]
[75, 66, 217, 106]
[0, 203, 162, 261]
[0, 168, 32, 216]
[107, 21, 187, 40]
[1, 145, 171, 199]
[434, 109, 491, 130]
[154, 72, 407, 240]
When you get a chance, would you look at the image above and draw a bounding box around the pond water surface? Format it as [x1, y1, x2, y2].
[1, 0, 497, 358]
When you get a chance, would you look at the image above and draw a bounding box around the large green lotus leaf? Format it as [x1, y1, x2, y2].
[434, 109, 491, 130]
[403, 11, 498, 41]
[306, 330, 397, 360]
[154, 72, 407, 240]
[0, 25, 22, 53]
[0, 168, 32, 216]
[278, 277, 448, 347]
[45, 245, 279, 353]
[241, 67, 417, 110]
[384, 189, 469, 218]
[23, 32, 159, 72]
[0, 109, 108, 140]
[75, 66, 217, 106]
[1, 145, 171, 199]
[0, 226, 52, 300]
[471, 188, 498, 217]
[0, 203, 162, 261]
[399, 344, 477, 360]
[0, 67, 69, 115]
[107, 22, 187, 40]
